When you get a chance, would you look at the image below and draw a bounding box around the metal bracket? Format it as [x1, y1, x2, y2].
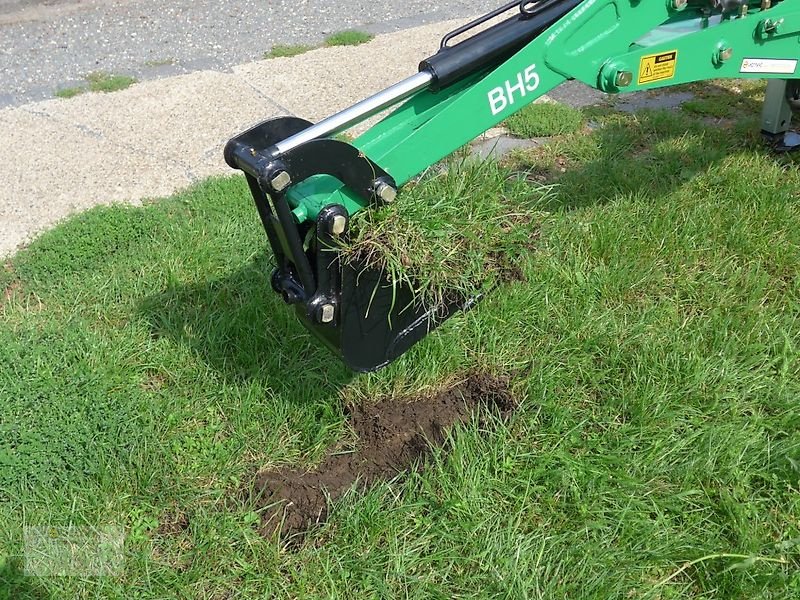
[762, 78, 800, 151]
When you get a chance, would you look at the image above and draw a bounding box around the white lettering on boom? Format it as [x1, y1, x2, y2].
[488, 64, 540, 116]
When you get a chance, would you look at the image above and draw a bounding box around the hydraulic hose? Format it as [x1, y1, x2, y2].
[420, 0, 582, 91]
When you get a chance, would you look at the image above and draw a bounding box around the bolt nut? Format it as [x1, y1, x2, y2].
[614, 70, 633, 88]
[718, 46, 734, 62]
[320, 304, 335, 324]
[764, 17, 784, 34]
[270, 170, 292, 192]
[331, 215, 347, 236]
[375, 182, 397, 204]
[671, 0, 688, 10]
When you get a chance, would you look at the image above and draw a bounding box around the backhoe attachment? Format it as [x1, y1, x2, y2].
[226, 0, 800, 371]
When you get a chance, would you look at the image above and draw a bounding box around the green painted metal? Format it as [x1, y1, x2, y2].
[287, 0, 800, 223]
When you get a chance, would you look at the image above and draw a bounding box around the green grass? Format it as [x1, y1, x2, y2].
[85, 72, 137, 93]
[54, 86, 84, 99]
[342, 157, 550, 309]
[263, 30, 373, 60]
[680, 79, 766, 120]
[54, 72, 137, 99]
[504, 100, 585, 137]
[264, 44, 316, 59]
[324, 30, 374, 47]
[2, 84, 800, 597]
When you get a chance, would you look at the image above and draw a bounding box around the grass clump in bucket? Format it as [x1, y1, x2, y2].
[341, 157, 551, 311]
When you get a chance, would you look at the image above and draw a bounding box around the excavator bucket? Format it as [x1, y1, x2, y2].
[225, 116, 474, 372]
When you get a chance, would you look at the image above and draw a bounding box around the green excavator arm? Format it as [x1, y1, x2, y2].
[226, 0, 800, 371]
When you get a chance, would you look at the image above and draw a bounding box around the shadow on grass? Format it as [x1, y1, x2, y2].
[0, 559, 51, 600]
[138, 252, 354, 395]
[680, 80, 766, 119]
[518, 102, 769, 213]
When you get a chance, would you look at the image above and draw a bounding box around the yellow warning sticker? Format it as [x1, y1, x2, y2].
[638, 50, 678, 85]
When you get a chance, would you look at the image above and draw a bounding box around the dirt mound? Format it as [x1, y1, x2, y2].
[253, 373, 515, 540]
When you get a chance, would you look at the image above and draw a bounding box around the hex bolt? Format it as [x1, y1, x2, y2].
[614, 70, 633, 88]
[717, 46, 734, 63]
[331, 215, 347, 236]
[670, 0, 688, 10]
[270, 170, 292, 192]
[375, 181, 397, 203]
[320, 304, 336, 324]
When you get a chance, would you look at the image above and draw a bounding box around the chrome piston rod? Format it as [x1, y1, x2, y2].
[273, 71, 433, 156]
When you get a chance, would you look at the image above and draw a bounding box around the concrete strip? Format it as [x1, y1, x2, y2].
[1, 71, 287, 255]
[471, 134, 545, 161]
[0, 108, 186, 255]
[26, 71, 287, 180]
[233, 19, 462, 128]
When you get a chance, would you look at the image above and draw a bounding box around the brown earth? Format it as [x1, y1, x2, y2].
[252, 373, 515, 540]
[157, 509, 190, 537]
[2, 280, 21, 303]
[2, 263, 21, 303]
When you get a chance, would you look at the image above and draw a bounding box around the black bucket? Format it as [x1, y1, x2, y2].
[226, 116, 473, 371]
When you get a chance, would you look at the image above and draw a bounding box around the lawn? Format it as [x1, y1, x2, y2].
[1, 81, 799, 598]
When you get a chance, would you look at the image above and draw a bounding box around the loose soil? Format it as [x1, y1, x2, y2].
[252, 373, 515, 540]
[1, 262, 17, 302]
[157, 508, 191, 537]
[2, 279, 21, 303]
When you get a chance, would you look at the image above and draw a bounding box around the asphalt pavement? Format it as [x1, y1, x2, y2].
[0, 0, 492, 107]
